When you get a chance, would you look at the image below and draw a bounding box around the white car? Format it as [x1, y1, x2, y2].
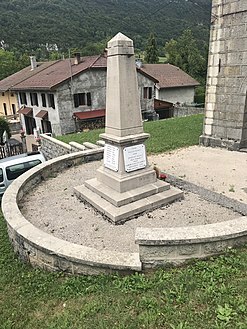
[0, 151, 46, 196]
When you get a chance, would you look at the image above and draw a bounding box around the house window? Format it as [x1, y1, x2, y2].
[74, 92, 92, 107]
[48, 93, 55, 109]
[30, 92, 38, 106]
[41, 93, 47, 107]
[1, 92, 4, 97]
[143, 87, 152, 99]
[11, 93, 14, 97]
[19, 92, 27, 105]
[12, 104, 16, 115]
[3, 103, 7, 116]
[74, 93, 85, 107]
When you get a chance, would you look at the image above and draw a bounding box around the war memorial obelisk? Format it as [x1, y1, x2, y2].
[75, 33, 183, 223]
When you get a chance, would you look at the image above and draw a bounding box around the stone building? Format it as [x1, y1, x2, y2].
[0, 54, 157, 136]
[141, 63, 199, 105]
[200, 0, 247, 150]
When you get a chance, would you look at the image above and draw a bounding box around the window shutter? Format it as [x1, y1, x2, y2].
[74, 94, 79, 108]
[87, 93, 92, 106]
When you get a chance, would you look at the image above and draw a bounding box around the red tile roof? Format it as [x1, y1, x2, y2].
[0, 54, 159, 92]
[13, 55, 101, 91]
[140, 64, 199, 89]
[154, 99, 173, 110]
[0, 61, 56, 92]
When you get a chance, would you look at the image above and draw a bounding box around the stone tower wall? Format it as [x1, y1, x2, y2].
[200, 0, 247, 150]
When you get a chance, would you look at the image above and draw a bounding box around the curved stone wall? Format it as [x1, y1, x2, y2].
[135, 218, 247, 269]
[2, 149, 141, 275]
[2, 150, 247, 275]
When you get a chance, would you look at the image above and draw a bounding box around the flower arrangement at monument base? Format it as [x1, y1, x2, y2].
[153, 165, 167, 181]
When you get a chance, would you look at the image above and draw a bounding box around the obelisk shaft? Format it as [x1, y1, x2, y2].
[74, 32, 183, 223]
[105, 32, 144, 138]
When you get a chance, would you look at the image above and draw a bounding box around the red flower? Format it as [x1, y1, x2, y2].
[159, 172, 167, 181]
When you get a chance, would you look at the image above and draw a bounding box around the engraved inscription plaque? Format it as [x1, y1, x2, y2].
[123, 144, 146, 172]
[104, 144, 119, 171]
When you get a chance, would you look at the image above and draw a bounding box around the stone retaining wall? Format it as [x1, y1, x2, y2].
[173, 106, 204, 118]
[40, 134, 102, 160]
[40, 134, 72, 159]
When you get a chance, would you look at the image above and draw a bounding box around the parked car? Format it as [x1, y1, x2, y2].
[0, 151, 46, 196]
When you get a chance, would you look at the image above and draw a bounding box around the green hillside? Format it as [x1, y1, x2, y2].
[0, 0, 212, 53]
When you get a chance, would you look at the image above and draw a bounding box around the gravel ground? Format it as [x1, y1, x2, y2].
[150, 146, 247, 203]
[20, 148, 243, 253]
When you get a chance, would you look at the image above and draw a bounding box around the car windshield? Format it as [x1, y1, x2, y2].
[6, 159, 41, 181]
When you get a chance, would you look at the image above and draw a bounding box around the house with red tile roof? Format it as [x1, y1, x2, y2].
[0, 54, 199, 136]
[0, 54, 158, 135]
[141, 63, 200, 105]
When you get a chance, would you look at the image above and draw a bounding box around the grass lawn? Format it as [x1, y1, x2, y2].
[1, 114, 247, 328]
[1, 216, 247, 329]
[57, 114, 204, 154]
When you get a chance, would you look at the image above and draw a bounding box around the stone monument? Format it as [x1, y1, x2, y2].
[75, 33, 183, 223]
[200, 0, 247, 151]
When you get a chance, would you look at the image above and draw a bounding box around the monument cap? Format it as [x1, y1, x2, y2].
[107, 32, 134, 56]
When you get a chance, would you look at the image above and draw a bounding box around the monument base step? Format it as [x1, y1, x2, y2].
[84, 178, 170, 207]
[74, 184, 183, 224]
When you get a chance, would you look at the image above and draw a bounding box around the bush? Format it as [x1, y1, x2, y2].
[0, 117, 11, 144]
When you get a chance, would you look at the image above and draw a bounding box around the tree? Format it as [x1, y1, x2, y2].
[164, 29, 207, 83]
[144, 33, 159, 64]
[0, 49, 29, 80]
[0, 49, 16, 80]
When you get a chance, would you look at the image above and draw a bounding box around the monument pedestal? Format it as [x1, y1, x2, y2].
[74, 182, 183, 224]
[74, 32, 183, 224]
[74, 132, 183, 224]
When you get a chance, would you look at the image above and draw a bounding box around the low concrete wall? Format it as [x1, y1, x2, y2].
[2, 150, 141, 275]
[135, 218, 247, 268]
[2, 149, 247, 275]
[173, 106, 204, 117]
[135, 173, 247, 268]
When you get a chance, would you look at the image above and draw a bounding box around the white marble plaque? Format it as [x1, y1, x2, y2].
[104, 144, 119, 172]
[123, 144, 146, 172]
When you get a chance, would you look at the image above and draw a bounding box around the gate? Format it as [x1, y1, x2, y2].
[0, 139, 24, 160]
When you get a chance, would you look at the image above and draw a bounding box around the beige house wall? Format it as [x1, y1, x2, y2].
[155, 86, 195, 105]
[0, 91, 19, 116]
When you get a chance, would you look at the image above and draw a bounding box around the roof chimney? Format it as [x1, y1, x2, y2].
[135, 59, 142, 69]
[30, 56, 37, 70]
[74, 52, 81, 65]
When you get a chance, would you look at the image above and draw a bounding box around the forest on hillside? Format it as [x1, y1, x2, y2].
[0, 0, 212, 83]
[1, 0, 211, 53]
